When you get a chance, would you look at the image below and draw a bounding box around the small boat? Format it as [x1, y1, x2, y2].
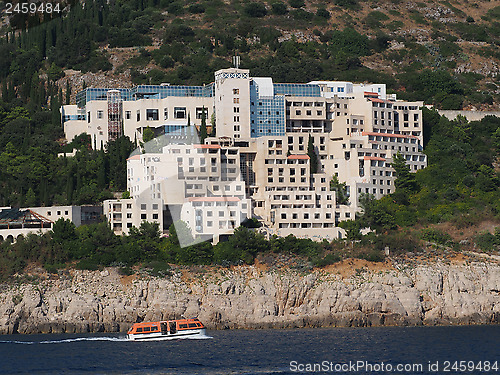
[127, 318, 206, 341]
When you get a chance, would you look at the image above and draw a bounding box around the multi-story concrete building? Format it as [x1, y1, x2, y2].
[67, 67, 426, 242]
[0, 205, 102, 243]
[104, 143, 251, 244]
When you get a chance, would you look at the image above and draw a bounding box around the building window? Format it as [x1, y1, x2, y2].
[219, 211, 224, 217]
[125, 111, 131, 120]
[196, 107, 208, 119]
[141, 214, 146, 220]
[233, 88, 239, 95]
[146, 109, 159, 121]
[174, 107, 186, 119]
[136, 110, 140, 121]
[164, 108, 168, 120]
[153, 214, 158, 220]
[233, 98, 239, 104]
[234, 107, 239, 113]
[97, 110, 103, 119]
[141, 204, 146, 210]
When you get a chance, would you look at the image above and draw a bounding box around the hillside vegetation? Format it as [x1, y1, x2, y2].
[1, 0, 499, 109]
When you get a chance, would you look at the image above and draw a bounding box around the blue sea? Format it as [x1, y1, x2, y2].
[0, 326, 499, 374]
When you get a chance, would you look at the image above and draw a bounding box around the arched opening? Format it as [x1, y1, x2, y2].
[0, 235, 4, 242]
[6, 235, 14, 244]
[16, 234, 23, 242]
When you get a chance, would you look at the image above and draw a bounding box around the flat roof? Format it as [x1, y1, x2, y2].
[187, 197, 241, 202]
[287, 154, 310, 160]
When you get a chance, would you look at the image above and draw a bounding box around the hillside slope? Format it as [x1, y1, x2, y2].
[1, 0, 499, 109]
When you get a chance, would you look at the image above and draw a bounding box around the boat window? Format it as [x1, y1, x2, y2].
[144, 327, 151, 332]
[136, 328, 143, 332]
[151, 326, 157, 331]
[196, 323, 202, 327]
[188, 323, 198, 328]
[179, 324, 188, 329]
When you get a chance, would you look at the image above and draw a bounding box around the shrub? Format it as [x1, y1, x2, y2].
[360, 250, 384, 262]
[334, 0, 358, 8]
[271, 1, 287, 15]
[291, 9, 313, 20]
[421, 228, 452, 246]
[142, 261, 172, 277]
[314, 252, 341, 267]
[289, 0, 304, 8]
[316, 8, 330, 19]
[44, 263, 66, 274]
[474, 231, 500, 252]
[75, 259, 100, 271]
[188, 4, 205, 13]
[244, 2, 267, 17]
[364, 11, 389, 28]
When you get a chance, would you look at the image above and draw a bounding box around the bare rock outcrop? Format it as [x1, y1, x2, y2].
[0, 259, 499, 334]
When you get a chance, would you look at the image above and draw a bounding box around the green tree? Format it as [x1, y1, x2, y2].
[213, 227, 268, 264]
[127, 222, 162, 260]
[25, 187, 37, 206]
[307, 135, 319, 174]
[358, 193, 395, 232]
[338, 219, 361, 240]
[47, 63, 64, 82]
[329, 175, 349, 205]
[244, 2, 267, 17]
[199, 106, 207, 143]
[143, 127, 155, 143]
[271, 2, 287, 14]
[392, 152, 418, 193]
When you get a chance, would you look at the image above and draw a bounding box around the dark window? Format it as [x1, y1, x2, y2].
[174, 107, 186, 119]
[136, 327, 143, 332]
[188, 323, 198, 328]
[146, 109, 159, 121]
[144, 327, 150, 332]
[179, 324, 188, 329]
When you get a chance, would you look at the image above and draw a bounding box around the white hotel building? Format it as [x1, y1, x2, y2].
[64, 68, 426, 242]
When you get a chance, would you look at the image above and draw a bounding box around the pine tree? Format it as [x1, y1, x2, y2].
[65, 80, 71, 104]
[199, 106, 207, 143]
[25, 187, 37, 207]
[209, 113, 216, 137]
[392, 152, 417, 192]
[307, 135, 319, 174]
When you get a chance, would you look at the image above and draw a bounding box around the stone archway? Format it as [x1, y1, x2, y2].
[6, 235, 14, 243]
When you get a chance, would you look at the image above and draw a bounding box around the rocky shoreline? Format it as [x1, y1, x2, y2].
[1, 256, 499, 335]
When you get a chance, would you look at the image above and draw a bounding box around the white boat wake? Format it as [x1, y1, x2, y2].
[0, 336, 129, 344]
[0, 334, 213, 344]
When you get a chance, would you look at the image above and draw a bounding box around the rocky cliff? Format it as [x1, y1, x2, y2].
[1, 256, 499, 334]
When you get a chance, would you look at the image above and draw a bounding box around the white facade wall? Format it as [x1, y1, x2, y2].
[104, 197, 163, 235]
[214, 68, 251, 140]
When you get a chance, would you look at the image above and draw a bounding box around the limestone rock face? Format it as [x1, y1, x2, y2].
[0, 260, 499, 334]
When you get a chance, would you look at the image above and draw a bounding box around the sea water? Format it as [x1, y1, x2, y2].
[0, 325, 498, 374]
